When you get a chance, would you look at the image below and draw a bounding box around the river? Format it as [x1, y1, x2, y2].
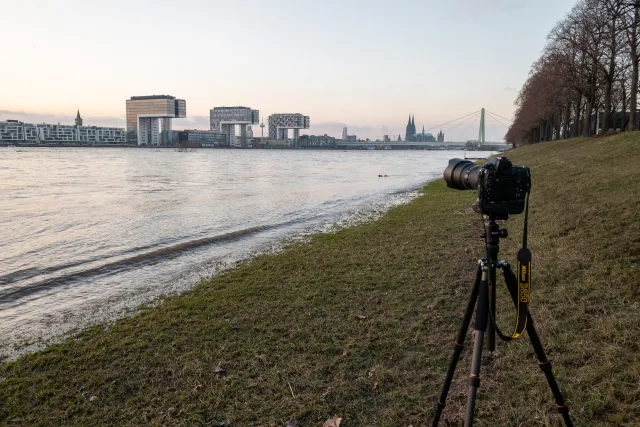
[0, 147, 487, 357]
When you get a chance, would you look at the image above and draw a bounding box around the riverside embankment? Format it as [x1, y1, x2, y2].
[1, 134, 639, 426]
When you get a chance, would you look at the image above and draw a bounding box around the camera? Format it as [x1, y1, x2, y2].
[443, 157, 531, 218]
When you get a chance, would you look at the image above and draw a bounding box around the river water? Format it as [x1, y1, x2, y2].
[0, 147, 482, 357]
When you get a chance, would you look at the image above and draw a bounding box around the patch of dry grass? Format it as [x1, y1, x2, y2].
[1, 133, 639, 426]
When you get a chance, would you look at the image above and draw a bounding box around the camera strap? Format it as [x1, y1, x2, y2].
[490, 191, 531, 341]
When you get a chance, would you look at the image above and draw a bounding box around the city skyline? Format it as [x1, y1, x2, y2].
[0, 0, 576, 140]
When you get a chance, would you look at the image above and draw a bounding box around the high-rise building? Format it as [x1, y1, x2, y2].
[126, 95, 186, 145]
[268, 113, 310, 145]
[341, 126, 357, 141]
[210, 106, 259, 147]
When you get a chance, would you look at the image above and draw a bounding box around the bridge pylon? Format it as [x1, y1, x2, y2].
[478, 108, 485, 144]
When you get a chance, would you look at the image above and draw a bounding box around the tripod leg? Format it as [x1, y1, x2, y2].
[487, 262, 497, 352]
[431, 264, 482, 427]
[465, 265, 490, 426]
[502, 266, 574, 427]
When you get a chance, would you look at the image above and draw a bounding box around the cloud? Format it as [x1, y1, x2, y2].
[0, 110, 210, 130]
[462, 0, 525, 11]
[172, 116, 210, 130]
[0, 109, 124, 127]
[306, 121, 399, 140]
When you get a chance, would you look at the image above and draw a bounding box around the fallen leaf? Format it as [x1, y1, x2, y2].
[336, 349, 348, 360]
[323, 417, 342, 427]
[192, 384, 202, 392]
[89, 395, 98, 402]
[373, 381, 378, 391]
[214, 364, 226, 373]
[356, 314, 367, 320]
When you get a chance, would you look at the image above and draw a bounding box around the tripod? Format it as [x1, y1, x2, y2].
[431, 218, 573, 427]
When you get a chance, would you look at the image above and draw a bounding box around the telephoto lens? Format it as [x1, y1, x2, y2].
[443, 158, 482, 190]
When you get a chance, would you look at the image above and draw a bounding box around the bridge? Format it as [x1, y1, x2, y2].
[344, 108, 513, 150]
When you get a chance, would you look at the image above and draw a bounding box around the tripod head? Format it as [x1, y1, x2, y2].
[480, 216, 509, 263]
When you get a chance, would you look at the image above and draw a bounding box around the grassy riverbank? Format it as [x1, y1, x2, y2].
[2, 134, 639, 426]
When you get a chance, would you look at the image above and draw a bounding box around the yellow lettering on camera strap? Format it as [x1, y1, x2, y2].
[491, 190, 531, 341]
[513, 247, 531, 338]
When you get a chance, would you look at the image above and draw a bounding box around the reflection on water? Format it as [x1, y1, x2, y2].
[0, 147, 485, 357]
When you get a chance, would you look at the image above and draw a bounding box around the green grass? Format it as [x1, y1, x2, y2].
[1, 133, 639, 426]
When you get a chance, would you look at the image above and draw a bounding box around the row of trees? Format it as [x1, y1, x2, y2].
[506, 0, 640, 146]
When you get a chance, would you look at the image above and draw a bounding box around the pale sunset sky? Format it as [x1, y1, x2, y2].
[0, 0, 576, 141]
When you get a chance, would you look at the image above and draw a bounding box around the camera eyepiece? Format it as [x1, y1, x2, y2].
[443, 158, 482, 190]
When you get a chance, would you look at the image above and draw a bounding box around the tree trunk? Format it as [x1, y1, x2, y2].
[573, 96, 582, 137]
[583, 100, 593, 137]
[583, 76, 597, 137]
[603, 82, 612, 133]
[563, 101, 572, 139]
[630, 7, 639, 131]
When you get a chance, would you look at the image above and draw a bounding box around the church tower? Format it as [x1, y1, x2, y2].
[405, 114, 412, 141]
[75, 110, 83, 127]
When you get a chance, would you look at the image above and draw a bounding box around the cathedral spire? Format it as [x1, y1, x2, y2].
[412, 115, 415, 127]
[75, 109, 83, 127]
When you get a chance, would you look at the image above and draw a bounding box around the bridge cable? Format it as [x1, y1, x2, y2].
[485, 110, 513, 123]
[456, 115, 485, 141]
[424, 110, 481, 133]
[485, 111, 511, 129]
[442, 111, 481, 136]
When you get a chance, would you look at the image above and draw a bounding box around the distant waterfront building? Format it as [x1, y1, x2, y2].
[210, 106, 259, 147]
[298, 134, 336, 147]
[383, 135, 391, 142]
[0, 119, 126, 144]
[268, 113, 310, 145]
[342, 126, 357, 142]
[437, 130, 444, 143]
[405, 115, 416, 140]
[178, 130, 227, 147]
[126, 95, 186, 145]
[405, 114, 436, 142]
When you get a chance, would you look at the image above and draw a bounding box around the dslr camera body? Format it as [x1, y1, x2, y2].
[443, 157, 531, 219]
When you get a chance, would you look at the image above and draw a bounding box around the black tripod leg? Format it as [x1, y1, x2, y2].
[465, 265, 489, 427]
[487, 262, 497, 352]
[502, 266, 574, 427]
[431, 264, 482, 427]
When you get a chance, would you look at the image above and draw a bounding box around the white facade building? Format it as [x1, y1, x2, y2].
[0, 120, 127, 144]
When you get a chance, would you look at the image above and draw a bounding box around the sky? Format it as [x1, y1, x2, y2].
[0, 0, 576, 141]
